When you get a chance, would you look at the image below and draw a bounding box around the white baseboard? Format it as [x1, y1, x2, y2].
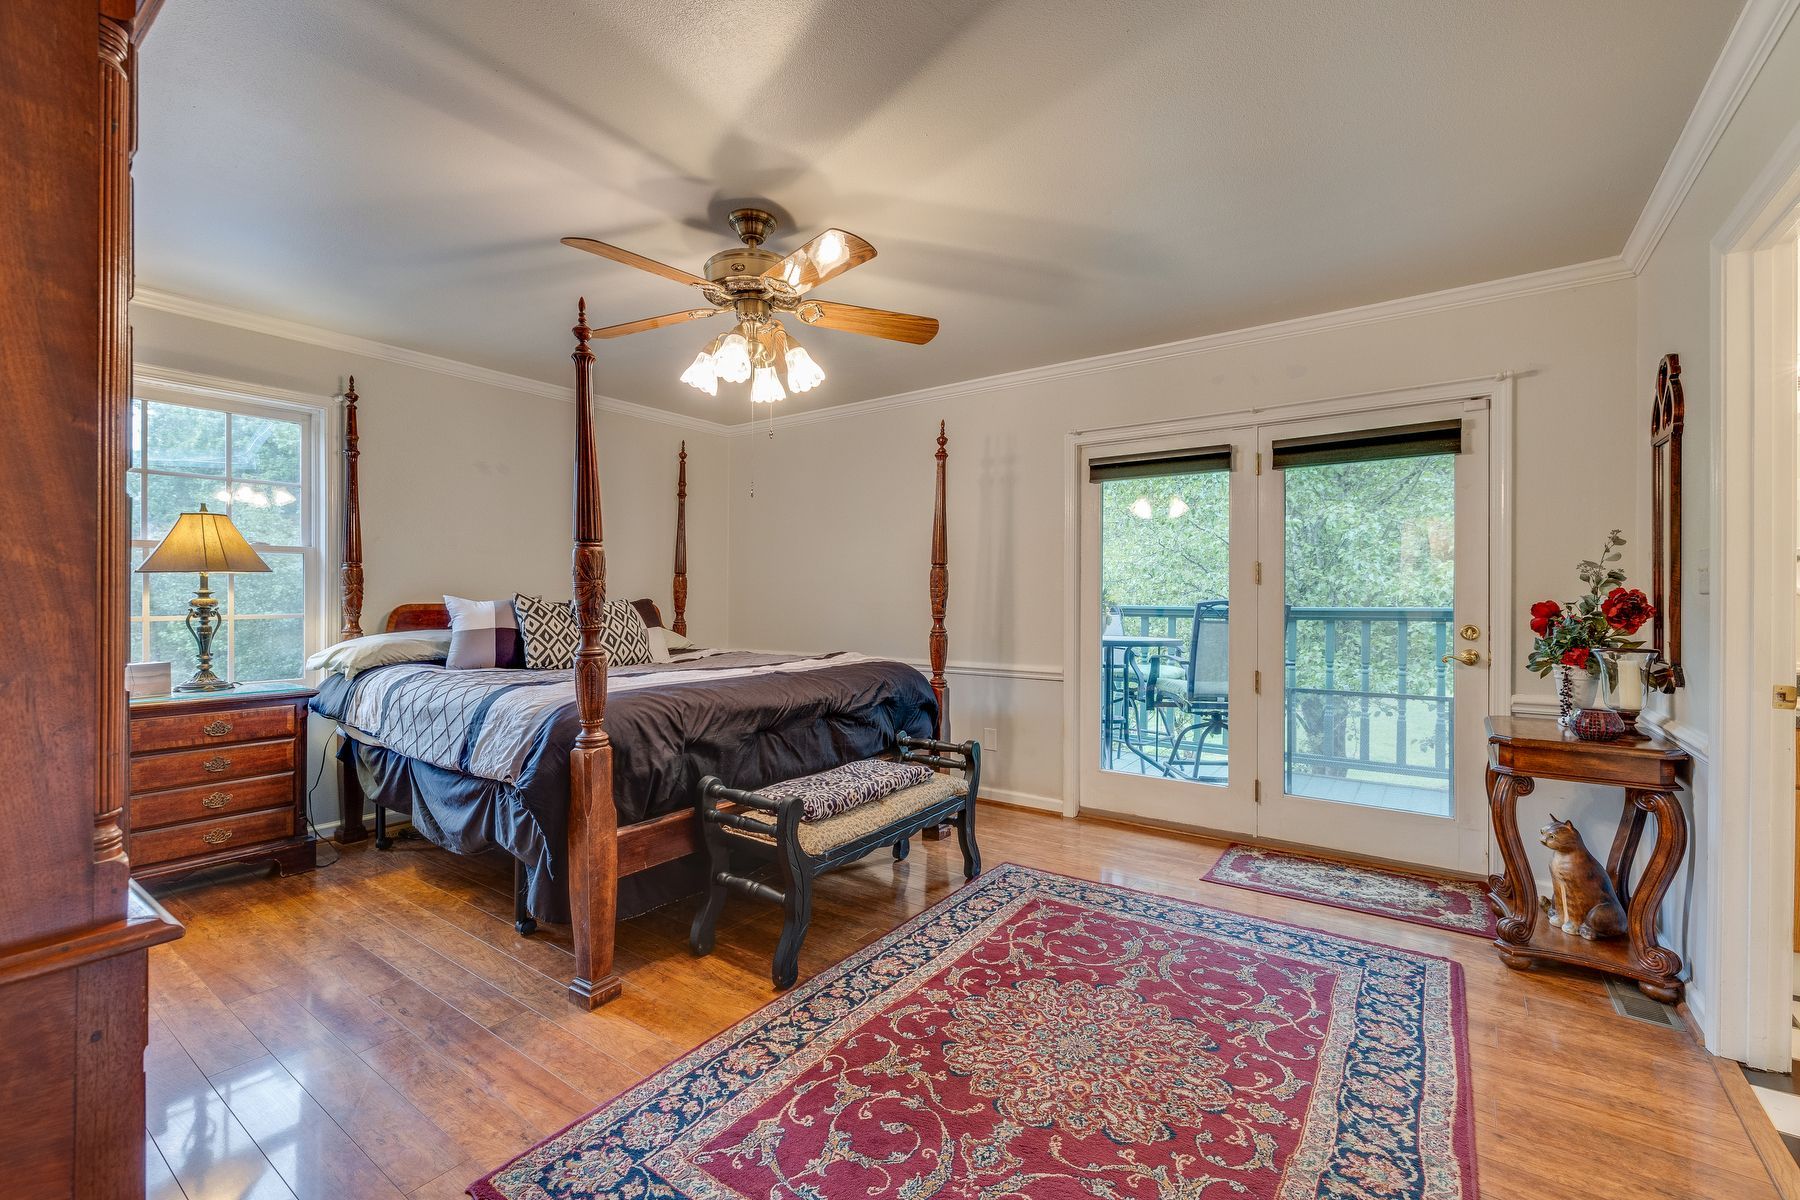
[979, 787, 1065, 814]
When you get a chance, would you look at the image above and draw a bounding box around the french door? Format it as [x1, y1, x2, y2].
[1077, 398, 1493, 874]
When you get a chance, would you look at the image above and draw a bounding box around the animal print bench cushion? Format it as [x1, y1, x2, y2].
[756, 759, 936, 822]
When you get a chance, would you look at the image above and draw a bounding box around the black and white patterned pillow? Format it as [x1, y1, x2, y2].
[600, 598, 654, 667]
[512, 595, 654, 669]
[512, 594, 580, 670]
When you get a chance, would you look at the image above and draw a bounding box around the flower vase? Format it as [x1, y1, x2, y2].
[1555, 664, 1600, 725]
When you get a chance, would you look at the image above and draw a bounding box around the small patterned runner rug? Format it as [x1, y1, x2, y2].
[474, 863, 1478, 1200]
[1203, 844, 1498, 939]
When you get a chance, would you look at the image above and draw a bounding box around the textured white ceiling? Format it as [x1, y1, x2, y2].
[135, 0, 1741, 421]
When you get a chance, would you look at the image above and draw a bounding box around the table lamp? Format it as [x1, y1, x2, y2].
[136, 503, 271, 691]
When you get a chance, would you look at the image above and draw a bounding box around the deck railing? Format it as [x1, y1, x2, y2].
[1104, 603, 1455, 789]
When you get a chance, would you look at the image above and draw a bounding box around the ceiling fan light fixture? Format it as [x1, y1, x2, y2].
[679, 349, 718, 396]
[785, 343, 825, 393]
[751, 364, 787, 405]
[714, 328, 753, 383]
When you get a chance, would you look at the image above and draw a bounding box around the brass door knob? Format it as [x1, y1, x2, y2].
[1441, 649, 1481, 666]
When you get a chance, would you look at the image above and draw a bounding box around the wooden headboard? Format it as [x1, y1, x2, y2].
[383, 598, 666, 634]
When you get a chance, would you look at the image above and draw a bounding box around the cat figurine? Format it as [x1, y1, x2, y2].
[1539, 815, 1628, 940]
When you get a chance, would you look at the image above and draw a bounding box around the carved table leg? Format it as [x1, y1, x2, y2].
[1625, 789, 1687, 1002]
[1606, 793, 1647, 911]
[1486, 768, 1538, 947]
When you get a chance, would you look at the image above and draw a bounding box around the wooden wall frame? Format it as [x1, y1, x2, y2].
[331, 325, 953, 1006]
[1650, 353, 1684, 690]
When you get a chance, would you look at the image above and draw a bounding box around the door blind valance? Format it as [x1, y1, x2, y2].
[1270, 419, 1464, 469]
[1088, 446, 1232, 483]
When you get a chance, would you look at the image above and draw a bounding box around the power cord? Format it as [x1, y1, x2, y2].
[304, 730, 342, 869]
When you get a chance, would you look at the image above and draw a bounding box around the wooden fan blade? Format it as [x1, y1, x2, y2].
[589, 309, 721, 340]
[561, 236, 709, 287]
[796, 300, 938, 345]
[761, 228, 876, 295]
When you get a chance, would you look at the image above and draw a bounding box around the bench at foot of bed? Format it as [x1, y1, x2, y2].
[689, 735, 981, 989]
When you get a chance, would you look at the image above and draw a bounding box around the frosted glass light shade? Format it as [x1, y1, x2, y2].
[715, 333, 753, 383]
[679, 351, 718, 395]
[751, 365, 787, 404]
[785, 345, 825, 393]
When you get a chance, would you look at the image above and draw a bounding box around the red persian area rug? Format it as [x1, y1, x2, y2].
[1203, 844, 1498, 939]
[473, 863, 1477, 1200]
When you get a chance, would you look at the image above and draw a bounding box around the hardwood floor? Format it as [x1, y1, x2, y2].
[143, 804, 1777, 1199]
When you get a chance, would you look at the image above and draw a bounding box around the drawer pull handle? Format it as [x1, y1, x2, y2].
[202, 756, 231, 773]
[202, 791, 230, 809]
[204, 720, 234, 737]
[202, 828, 233, 846]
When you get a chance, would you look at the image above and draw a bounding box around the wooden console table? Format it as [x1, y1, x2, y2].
[1485, 716, 1689, 1002]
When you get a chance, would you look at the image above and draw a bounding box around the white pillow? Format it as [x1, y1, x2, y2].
[305, 629, 452, 678]
[663, 628, 697, 652]
[644, 625, 673, 664]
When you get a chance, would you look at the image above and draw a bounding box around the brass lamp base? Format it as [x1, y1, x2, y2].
[176, 669, 237, 693]
[179, 574, 236, 692]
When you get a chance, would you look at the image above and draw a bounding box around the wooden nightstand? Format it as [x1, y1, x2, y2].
[127, 682, 317, 883]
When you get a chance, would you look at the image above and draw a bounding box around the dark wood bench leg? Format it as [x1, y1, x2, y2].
[772, 848, 812, 990]
[957, 806, 981, 880]
[689, 805, 732, 957]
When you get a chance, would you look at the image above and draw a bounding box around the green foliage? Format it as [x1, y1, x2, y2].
[1098, 456, 1455, 611]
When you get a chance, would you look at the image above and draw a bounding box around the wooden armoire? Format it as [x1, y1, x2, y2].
[0, 2, 184, 1196]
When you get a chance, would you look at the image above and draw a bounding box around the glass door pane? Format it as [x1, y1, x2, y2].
[1280, 452, 1456, 814]
[1098, 468, 1231, 784]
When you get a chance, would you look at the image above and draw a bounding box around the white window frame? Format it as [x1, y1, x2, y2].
[129, 365, 338, 684]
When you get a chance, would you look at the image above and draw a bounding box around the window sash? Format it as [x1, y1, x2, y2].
[127, 393, 321, 684]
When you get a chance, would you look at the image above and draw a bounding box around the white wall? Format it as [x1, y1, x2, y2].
[131, 304, 732, 823]
[1633, 9, 1800, 1049]
[725, 279, 1645, 877]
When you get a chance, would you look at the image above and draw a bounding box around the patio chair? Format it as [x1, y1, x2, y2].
[1134, 600, 1230, 780]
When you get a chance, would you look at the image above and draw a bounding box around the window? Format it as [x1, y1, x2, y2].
[127, 388, 327, 684]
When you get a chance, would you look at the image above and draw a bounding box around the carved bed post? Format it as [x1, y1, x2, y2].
[930, 421, 950, 736]
[334, 377, 369, 844]
[673, 440, 688, 637]
[340, 377, 363, 641]
[922, 421, 954, 842]
[567, 299, 623, 1009]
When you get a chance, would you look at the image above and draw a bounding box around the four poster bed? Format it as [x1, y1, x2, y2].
[317, 301, 954, 1008]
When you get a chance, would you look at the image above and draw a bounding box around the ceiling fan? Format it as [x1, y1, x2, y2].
[562, 207, 939, 404]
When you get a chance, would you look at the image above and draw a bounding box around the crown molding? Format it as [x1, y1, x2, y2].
[740, 255, 1632, 436]
[1621, 0, 1800, 273]
[130, 287, 737, 437]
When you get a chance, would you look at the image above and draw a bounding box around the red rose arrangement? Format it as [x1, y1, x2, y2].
[1526, 530, 1654, 682]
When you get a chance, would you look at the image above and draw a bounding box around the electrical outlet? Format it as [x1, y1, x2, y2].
[1696, 565, 1709, 595]
[982, 726, 999, 753]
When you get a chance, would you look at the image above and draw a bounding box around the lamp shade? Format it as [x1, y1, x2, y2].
[138, 504, 272, 575]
